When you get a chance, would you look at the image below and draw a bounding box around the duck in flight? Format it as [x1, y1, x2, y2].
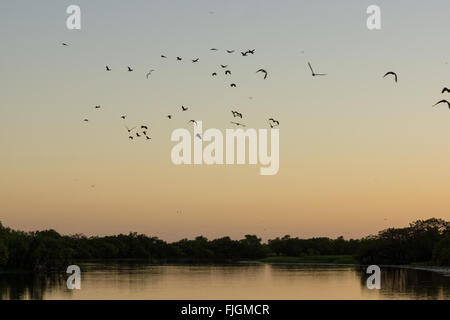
[226, 50, 235, 54]
[192, 58, 199, 63]
[212, 72, 217, 77]
[210, 48, 218, 51]
[246, 49, 255, 55]
[308, 62, 327, 77]
[231, 121, 246, 127]
[442, 87, 450, 94]
[121, 115, 126, 120]
[188, 120, 198, 125]
[256, 69, 268, 79]
[269, 118, 280, 128]
[62, 43, 69, 46]
[106, 66, 111, 71]
[383, 71, 398, 83]
[146, 69, 155, 78]
[128, 66, 134, 72]
[230, 83, 237, 88]
[141, 125, 148, 130]
[83, 119, 89, 122]
[225, 70, 232, 75]
[161, 55, 167, 59]
[167, 115, 173, 119]
[181, 106, 188, 112]
[177, 57, 182, 61]
[221, 65, 228, 68]
[433, 100, 450, 108]
[95, 105, 101, 109]
[241, 52, 248, 56]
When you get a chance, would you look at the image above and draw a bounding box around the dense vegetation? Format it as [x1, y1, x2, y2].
[0, 218, 449, 271]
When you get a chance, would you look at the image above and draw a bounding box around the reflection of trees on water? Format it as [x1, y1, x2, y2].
[0, 272, 68, 300]
[357, 267, 450, 299]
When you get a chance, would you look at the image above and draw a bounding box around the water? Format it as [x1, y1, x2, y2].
[1, 263, 450, 300]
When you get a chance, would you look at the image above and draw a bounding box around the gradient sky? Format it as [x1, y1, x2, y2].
[1, 0, 450, 241]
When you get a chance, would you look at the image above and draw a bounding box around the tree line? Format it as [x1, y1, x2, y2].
[0, 218, 449, 271]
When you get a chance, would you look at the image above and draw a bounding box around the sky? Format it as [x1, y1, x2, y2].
[1, 0, 450, 241]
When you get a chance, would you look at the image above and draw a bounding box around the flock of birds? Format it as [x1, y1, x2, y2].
[74, 44, 281, 142]
[66, 42, 449, 144]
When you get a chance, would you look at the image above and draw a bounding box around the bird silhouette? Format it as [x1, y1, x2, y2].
[146, 136, 151, 140]
[125, 126, 136, 133]
[95, 105, 101, 109]
[129, 136, 134, 140]
[142, 131, 147, 135]
[241, 52, 248, 56]
[167, 115, 173, 119]
[210, 48, 218, 51]
[121, 115, 126, 120]
[212, 72, 217, 76]
[225, 70, 232, 75]
[188, 120, 198, 125]
[128, 66, 134, 72]
[177, 57, 182, 61]
[196, 133, 202, 140]
[136, 133, 141, 137]
[231, 111, 243, 118]
[256, 69, 268, 79]
[161, 55, 167, 59]
[192, 58, 199, 63]
[442, 87, 450, 94]
[106, 66, 111, 71]
[269, 118, 280, 127]
[383, 71, 398, 83]
[433, 100, 450, 108]
[231, 121, 246, 127]
[230, 83, 237, 88]
[83, 119, 89, 122]
[141, 126, 148, 130]
[181, 106, 188, 111]
[308, 62, 327, 76]
[226, 50, 235, 53]
[246, 49, 255, 55]
[221, 65, 228, 68]
[146, 69, 155, 78]
[62, 43, 69, 46]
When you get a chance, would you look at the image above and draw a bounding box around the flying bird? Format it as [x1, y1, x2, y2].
[167, 115, 173, 119]
[230, 83, 237, 88]
[231, 121, 246, 127]
[212, 72, 217, 76]
[129, 136, 134, 140]
[221, 65, 228, 68]
[125, 126, 136, 133]
[177, 57, 182, 61]
[128, 66, 134, 72]
[95, 105, 101, 109]
[146, 69, 155, 78]
[226, 50, 235, 54]
[256, 69, 268, 79]
[383, 71, 398, 83]
[192, 58, 199, 63]
[196, 133, 202, 140]
[246, 49, 255, 55]
[308, 62, 327, 77]
[121, 115, 127, 120]
[231, 111, 243, 118]
[442, 87, 450, 94]
[189, 120, 198, 126]
[83, 119, 89, 122]
[433, 100, 450, 108]
[210, 48, 218, 51]
[161, 55, 167, 59]
[269, 118, 280, 127]
[106, 66, 111, 71]
[241, 52, 248, 56]
[181, 106, 188, 111]
[146, 136, 151, 140]
[62, 43, 69, 46]
[225, 70, 232, 75]
[141, 126, 148, 130]
[136, 133, 141, 137]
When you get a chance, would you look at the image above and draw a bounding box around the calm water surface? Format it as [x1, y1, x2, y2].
[1, 263, 450, 300]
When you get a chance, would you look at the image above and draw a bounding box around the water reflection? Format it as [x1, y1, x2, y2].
[1, 263, 449, 300]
